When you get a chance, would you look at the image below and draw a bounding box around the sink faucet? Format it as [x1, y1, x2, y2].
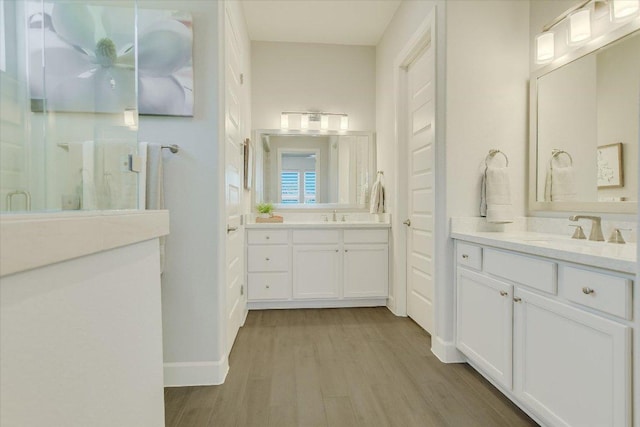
[332, 210, 337, 222]
[569, 215, 604, 241]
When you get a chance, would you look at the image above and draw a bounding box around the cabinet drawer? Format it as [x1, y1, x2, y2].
[344, 229, 388, 244]
[247, 245, 289, 272]
[559, 266, 632, 320]
[248, 273, 291, 300]
[247, 230, 288, 245]
[293, 230, 340, 244]
[484, 249, 556, 294]
[457, 242, 482, 270]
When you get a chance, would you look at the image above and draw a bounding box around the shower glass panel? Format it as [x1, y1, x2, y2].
[0, 0, 139, 213]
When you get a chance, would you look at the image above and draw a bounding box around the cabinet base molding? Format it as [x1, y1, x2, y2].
[431, 336, 466, 363]
[163, 358, 229, 387]
[248, 298, 387, 310]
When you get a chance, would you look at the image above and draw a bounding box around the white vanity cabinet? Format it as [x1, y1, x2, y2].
[454, 241, 633, 427]
[246, 226, 389, 308]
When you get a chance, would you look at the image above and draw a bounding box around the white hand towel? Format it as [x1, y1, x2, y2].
[369, 175, 385, 214]
[146, 143, 166, 272]
[81, 141, 97, 210]
[545, 165, 576, 202]
[481, 166, 514, 224]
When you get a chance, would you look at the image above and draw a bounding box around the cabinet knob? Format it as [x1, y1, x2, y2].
[513, 297, 522, 303]
[582, 287, 595, 295]
[265, 257, 270, 261]
[335, 249, 339, 252]
[266, 285, 270, 289]
[266, 236, 270, 240]
[500, 291, 508, 297]
[345, 249, 349, 252]
[462, 254, 469, 259]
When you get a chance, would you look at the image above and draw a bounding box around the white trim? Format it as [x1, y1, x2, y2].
[392, 10, 437, 318]
[248, 298, 387, 310]
[163, 358, 229, 387]
[431, 335, 466, 363]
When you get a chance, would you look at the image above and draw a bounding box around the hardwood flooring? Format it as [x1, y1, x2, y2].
[164, 307, 538, 427]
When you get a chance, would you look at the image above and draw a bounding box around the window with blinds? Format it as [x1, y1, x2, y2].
[304, 171, 316, 204]
[281, 171, 300, 204]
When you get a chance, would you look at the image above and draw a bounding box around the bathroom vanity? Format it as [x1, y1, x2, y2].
[451, 229, 635, 427]
[245, 222, 390, 309]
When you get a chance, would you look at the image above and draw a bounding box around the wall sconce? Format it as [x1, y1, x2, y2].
[280, 112, 349, 131]
[568, 9, 592, 44]
[612, 0, 640, 20]
[535, 32, 555, 64]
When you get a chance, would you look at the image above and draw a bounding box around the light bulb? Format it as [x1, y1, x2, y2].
[536, 32, 555, 64]
[568, 9, 591, 44]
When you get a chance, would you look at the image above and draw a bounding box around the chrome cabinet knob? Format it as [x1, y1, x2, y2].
[266, 285, 270, 289]
[403, 219, 411, 226]
[462, 254, 469, 259]
[266, 236, 270, 240]
[582, 287, 595, 295]
[500, 291, 508, 297]
[513, 297, 522, 303]
[265, 257, 270, 261]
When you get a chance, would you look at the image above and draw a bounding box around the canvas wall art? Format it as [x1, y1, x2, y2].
[27, 2, 193, 116]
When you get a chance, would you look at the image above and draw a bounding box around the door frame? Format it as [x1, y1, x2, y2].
[392, 10, 437, 318]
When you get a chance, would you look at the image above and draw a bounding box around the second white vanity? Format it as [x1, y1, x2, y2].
[246, 221, 390, 309]
[452, 227, 636, 427]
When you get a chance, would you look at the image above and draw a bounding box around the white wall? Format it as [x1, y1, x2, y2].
[137, 0, 251, 386]
[0, 240, 165, 427]
[251, 41, 376, 131]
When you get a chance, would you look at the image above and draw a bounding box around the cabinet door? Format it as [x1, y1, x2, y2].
[513, 288, 631, 427]
[292, 245, 340, 299]
[343, 244, 388, 298]
[456, 269, 513, 389]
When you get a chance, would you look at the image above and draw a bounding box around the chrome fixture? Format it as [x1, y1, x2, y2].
[6, 190, 32, 211]
[569, 215, 604, 241]
[162, 144, 180, 153]
[332, 210, 337, 222]
[485, 149, 509, 167]
[403, 219, 411, 227]
[607, 228, 629, 244]
[280, 111, 349, 131]
[569, 225, 587, 239]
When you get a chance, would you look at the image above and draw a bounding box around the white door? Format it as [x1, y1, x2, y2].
[292, 245, 340, 299]
[405, 44, 435, 333]
[456, 269, 513, 389]
[224, 7, 245, 354]
[513, 288, 631, 427]
[343, 244, 388, 298]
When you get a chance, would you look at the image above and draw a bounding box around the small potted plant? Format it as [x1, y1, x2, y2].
[256, 202, 274, 219]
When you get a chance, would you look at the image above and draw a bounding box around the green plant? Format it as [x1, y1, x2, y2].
[256, 203, 274, 215]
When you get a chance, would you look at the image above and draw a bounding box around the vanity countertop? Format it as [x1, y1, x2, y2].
[451, 230, 635, 274]
[246, 221, 391, 229]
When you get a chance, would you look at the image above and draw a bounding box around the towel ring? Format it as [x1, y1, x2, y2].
[551, 149, 573, 166]
[485, 149, 509, 167]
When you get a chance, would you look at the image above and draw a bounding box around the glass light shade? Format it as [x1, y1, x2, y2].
[535, 33, 555, 63]
[300, 114, 309, 129]
[568, 9, 591, 44]
[340, 116, 349, 130]
[320, 115, 329, 130]
[612, 0, 639, 19]
[280, 113, 289, 129]
[124, 109, 136, 127]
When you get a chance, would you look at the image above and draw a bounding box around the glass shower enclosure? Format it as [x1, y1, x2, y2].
[0, 0, 140, 213]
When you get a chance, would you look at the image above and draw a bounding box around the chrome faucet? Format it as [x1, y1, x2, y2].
[332, 210, 337, 222]
[569, 215, 604, 241]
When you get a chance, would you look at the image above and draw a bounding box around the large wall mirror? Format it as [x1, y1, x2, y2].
[254, 130, 375, 209]
[530, 24, 639, 214]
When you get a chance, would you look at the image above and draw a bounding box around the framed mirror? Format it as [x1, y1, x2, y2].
[254, 130, 375, 209]
[529, 23, 639, 214]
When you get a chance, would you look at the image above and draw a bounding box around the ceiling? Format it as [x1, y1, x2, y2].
[240, 0, 402, 46]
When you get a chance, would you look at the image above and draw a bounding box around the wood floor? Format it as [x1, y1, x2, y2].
[164, 307, 538, 427]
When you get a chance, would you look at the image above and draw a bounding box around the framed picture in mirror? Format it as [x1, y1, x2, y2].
[597, 143, 623, 189]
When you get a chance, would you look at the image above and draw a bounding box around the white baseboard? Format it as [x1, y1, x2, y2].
[431, 335, 466, 363]
[164, 357, 229, 387]
[248, 298, 387, 310]
[386, 295, 407, 317]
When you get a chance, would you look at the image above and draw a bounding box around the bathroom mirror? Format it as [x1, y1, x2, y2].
[254, 130, 375, 209]
[530, 26, 639, 214]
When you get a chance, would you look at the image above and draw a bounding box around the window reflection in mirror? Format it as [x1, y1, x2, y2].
[256, 132, 374, 208]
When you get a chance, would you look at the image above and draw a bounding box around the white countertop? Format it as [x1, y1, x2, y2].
[0, 210, 170, 277]
[246, 221, 391, 229]
[451, 230, 636, 274]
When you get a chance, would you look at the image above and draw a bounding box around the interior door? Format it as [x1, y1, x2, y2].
[224, 6, 244, 355]
[405, 44, 435, 333]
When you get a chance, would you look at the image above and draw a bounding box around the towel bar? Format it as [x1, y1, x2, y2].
[485, 149, 509, 167]
[551, 149, 573, 166]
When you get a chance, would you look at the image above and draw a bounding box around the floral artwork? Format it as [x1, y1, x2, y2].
[27, 2, 193, 116]
[597, 143, 624, 188]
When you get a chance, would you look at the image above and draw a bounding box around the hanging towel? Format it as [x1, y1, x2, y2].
[480, 166, 514, 224]
[78, 141, 97, 210]
[544, 162, 577, 202]
[146, 143, 166, 272]
[369, 173, 385, 214]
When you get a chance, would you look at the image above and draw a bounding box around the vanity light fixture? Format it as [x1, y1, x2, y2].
[612, 0, 640, 20]
[280, 112, 349, 131]
[535, 32, 555, 64]
[568, 9, 592, 44]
